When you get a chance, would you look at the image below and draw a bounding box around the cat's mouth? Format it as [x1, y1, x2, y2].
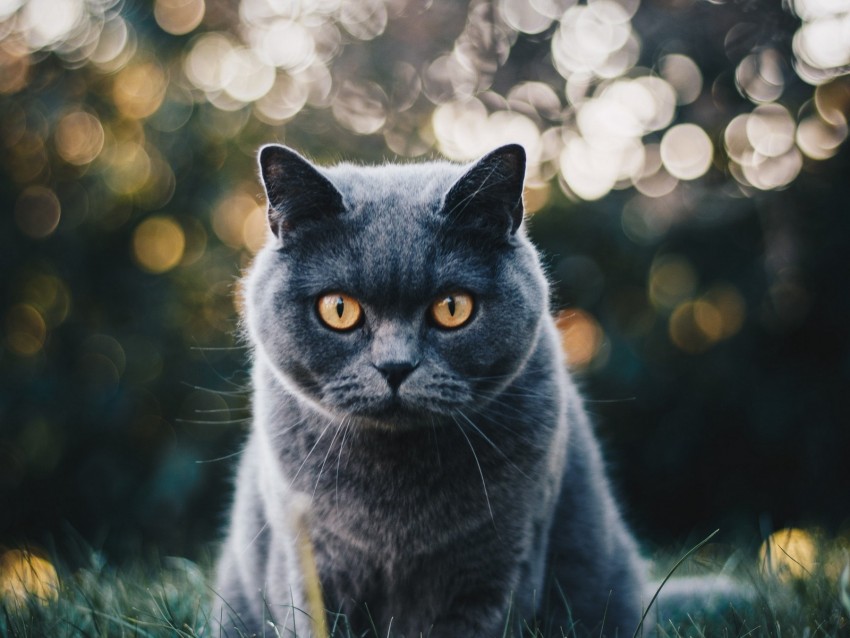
[340, 393, 457, 431]
[318, 371, 473, 428]
[356, 395, 427, 424]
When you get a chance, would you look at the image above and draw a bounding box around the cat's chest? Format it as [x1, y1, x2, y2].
[308, 449, 499, 556]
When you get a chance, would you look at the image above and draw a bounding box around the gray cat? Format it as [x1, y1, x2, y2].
[212, 144, 688, 637]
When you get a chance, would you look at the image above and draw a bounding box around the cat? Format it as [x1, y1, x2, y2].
[211, 143, 720, 637]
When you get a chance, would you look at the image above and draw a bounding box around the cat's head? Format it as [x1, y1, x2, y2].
[244, 144, 550, 430]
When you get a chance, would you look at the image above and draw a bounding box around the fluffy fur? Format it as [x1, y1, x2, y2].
[213, 145, 652, 637]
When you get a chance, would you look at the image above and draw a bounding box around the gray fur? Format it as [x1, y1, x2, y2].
[213, 145, 650, 637]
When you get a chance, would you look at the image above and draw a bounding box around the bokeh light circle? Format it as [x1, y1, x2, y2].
[660, 123, 713, 180]
[132, 216, 186, 274]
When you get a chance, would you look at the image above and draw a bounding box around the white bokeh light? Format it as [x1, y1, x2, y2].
[660, 124, 713, 180]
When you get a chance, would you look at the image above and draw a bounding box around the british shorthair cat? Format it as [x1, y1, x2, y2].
[212, 144, 728, 637]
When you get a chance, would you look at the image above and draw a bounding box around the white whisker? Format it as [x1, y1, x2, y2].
[451, 414, 495, 527]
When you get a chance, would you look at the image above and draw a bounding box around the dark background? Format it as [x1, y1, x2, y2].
[1, 0, 849, 562]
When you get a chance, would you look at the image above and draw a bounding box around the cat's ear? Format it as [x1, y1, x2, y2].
[258, 144, 345, 237]
[443, 144, 526, 239]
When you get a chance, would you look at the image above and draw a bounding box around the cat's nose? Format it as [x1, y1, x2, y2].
[375, 361, 418, 391]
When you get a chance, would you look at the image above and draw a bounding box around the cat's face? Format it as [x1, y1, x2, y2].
[245, 145, 549, 429]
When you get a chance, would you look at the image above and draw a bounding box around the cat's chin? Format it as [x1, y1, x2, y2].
[340, 398, 454, 433]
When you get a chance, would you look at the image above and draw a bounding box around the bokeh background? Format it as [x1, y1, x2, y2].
[1, 0, 849, 562]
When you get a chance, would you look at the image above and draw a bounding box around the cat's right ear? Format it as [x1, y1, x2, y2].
[258, 145, 345, 237]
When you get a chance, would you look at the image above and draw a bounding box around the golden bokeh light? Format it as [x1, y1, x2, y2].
[668, 283, 746, 353]
[102, 140, 152, 196]
[21, 274, 72, 328]
[555, 309, 605, 370]
[113, 62, 167, 120]
[760, 528, 818, 581]
[178, 216, 208, 266]
[796, 113, 848, 160]
[154, 0, 205, 36]
[135, 148, 176, 210]
[701, 284, 746, 340]
[83, 334, 127, 378]
[213, 192, 266, 249]
[691, 299, 724, 342]
[0, 44, 30, 94]
[54, 110, 104, 165]
[814, 79, 850, 124]
[669, 301, 714, 354]
[14, 186, 61, 239]
[132, 216, 186, 274]
[0, 0, 843, 212]
[0, 549, 59, 604]
[523, 182, 552, 214]
[5, 304, 47, 356]
[242, 206, 270, 254]
[649, 254, 697, 311]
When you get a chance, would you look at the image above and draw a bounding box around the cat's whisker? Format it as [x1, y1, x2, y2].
[311, 414, 347, 505]
[455, 410, 531, 480]
[241, 520, 269, 555]
[450, 414, 496, 527]
[192, 407, 252, 414]
[288, 418, 336, 490]
[195, 449, 244, 464]
[335, 417, 353, 507]
[583, 397, 638, 404]
[175, 417, 252, 426]
[461, 402, 541, 448]
[181, 381, 250, 397]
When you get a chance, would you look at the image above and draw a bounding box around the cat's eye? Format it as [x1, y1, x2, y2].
[317, 293, 363, 331]
[430, 291, 474, 329]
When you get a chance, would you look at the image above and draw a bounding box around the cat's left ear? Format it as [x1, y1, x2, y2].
[443, 144, 526, 239]
[258, 144, 345, 238]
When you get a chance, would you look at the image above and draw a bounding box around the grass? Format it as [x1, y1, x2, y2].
[0, 535, 848, 638]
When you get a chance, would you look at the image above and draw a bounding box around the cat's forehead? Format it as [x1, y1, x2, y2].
[330, 163, 465, 276]
[324, 161, 463, 213]
[287, 162, 495, 304]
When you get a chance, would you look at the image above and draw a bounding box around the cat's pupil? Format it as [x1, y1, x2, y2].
[447, 297, 456, 316]
[336, 297, 344, 318]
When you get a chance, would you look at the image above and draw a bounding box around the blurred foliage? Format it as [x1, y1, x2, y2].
[1, 0, 850, 559]
[0, 532, 849, 637]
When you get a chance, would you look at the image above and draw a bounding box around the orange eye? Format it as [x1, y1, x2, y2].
[430, 292, 474, 329]
[317, 293, 362, 330]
